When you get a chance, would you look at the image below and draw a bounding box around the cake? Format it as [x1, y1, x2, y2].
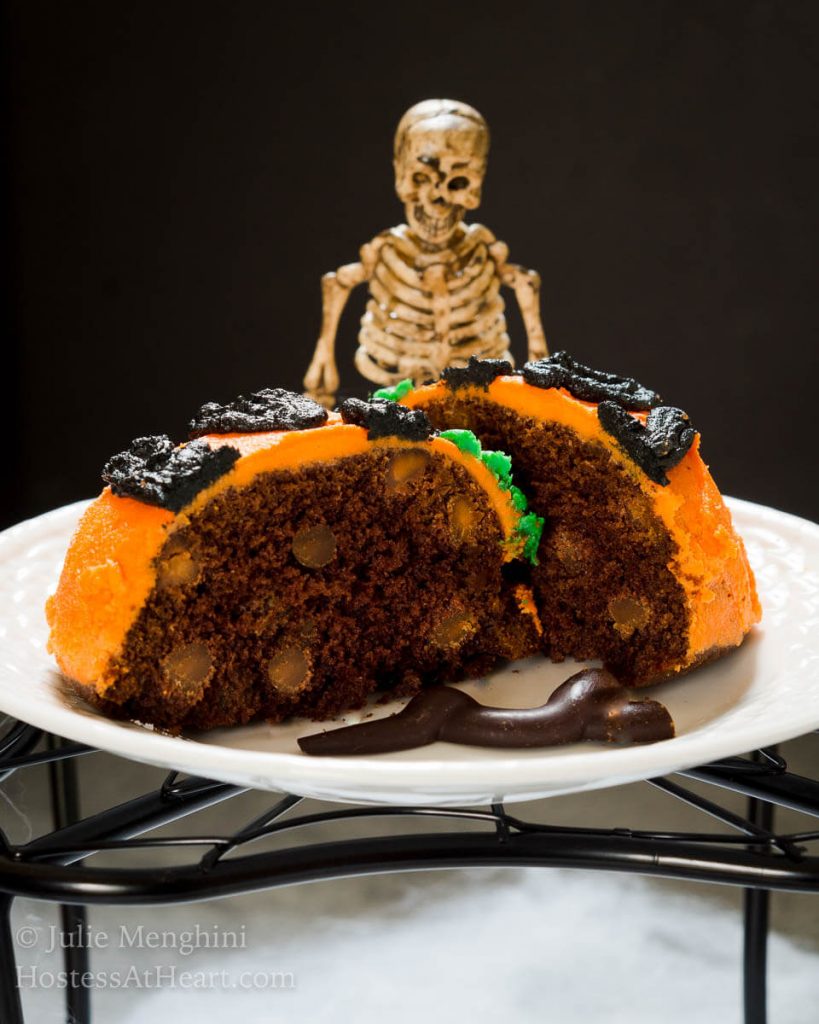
[46, 389, 543, 731]
[47, 353, 760, 736]
[399, 352, 761, 684]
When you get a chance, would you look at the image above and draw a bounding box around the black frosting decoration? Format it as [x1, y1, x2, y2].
[339, 397, 432, 441]
[189, 387, 328, 438]
[102, 435, 240, 512]
[522, 351, 662, 411]
[298, 668, 675, 755]
[598, 402, 697, 486]
[441, 355, 514, 390]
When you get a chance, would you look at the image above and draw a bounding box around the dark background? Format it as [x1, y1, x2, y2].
[4, 1, 818, 529]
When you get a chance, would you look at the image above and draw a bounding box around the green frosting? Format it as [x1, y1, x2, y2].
[509, 485, 529, 512]
[480, 450, 513, 490]
[439, 428, 542, 564]
[438, 428, 482, 458]
[517, 512, 545, 565]
[372, 379, 414, 402]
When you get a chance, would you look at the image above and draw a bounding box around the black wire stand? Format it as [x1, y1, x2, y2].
[1, 719, 817, 1024]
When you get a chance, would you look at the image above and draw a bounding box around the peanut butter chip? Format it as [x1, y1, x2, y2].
[552, 526, 592, 575]
[449, 495, 477, 543]
[292, 524, 337, 568]
[267, 647, 311, 694]
[608, 595, 650, 638]
[432, 611, 478, 649]
[388, 449, 430, 488]
[157, 548, 201, 589]
[162, 642, 213, 702]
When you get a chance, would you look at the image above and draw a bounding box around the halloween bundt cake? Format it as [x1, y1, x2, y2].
[46, 391, 543, 731]
[399, 353, 761, 684]
[47, 353, 760, 734]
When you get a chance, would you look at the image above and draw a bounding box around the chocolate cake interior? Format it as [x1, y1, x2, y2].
[420, 395, 690, 683]
[97, 447, 537, 731]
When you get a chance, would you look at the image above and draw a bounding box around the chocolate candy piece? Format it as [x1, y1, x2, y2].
[522, 351, 661, 411]
[189, 388, 328, 438]
[442, 355, 514, 391]
[598, 402, 696, 486]
[102, 435, 240, 512]
[340, 397, 432, 442]
[298, 668, 675, 755]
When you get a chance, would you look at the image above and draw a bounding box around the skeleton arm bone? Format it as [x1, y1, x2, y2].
[491, 241, 549, 362]
[303, 261, 369, 406]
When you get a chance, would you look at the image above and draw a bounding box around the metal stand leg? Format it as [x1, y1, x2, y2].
[743, 781, 775, 1023]
[47, 737, 90, 1024]
[0, 895, 24, 1023]
[0, 722, 816, 1024]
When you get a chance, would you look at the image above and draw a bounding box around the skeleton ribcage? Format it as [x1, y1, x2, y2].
[357, 232, 510, 380]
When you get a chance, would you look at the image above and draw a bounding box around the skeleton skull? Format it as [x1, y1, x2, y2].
[393, 100, 489, 246]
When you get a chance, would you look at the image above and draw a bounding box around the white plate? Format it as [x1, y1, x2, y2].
[0, 497, 817, 806]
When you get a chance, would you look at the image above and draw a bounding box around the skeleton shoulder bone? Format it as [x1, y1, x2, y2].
[304, 100, 547, 406]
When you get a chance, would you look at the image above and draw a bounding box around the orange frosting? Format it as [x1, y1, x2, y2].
[47, 422, 523, 692]
[404, 377, 761, 669]
[514, 583, 543, 636]
[46, 491, 173, 690]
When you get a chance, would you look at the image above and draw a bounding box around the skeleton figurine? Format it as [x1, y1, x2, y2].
[304, 99, 547, 405]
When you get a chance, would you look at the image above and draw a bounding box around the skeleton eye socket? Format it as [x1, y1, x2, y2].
[412, 172, 430, 186]
[448, 176, 470, 191]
